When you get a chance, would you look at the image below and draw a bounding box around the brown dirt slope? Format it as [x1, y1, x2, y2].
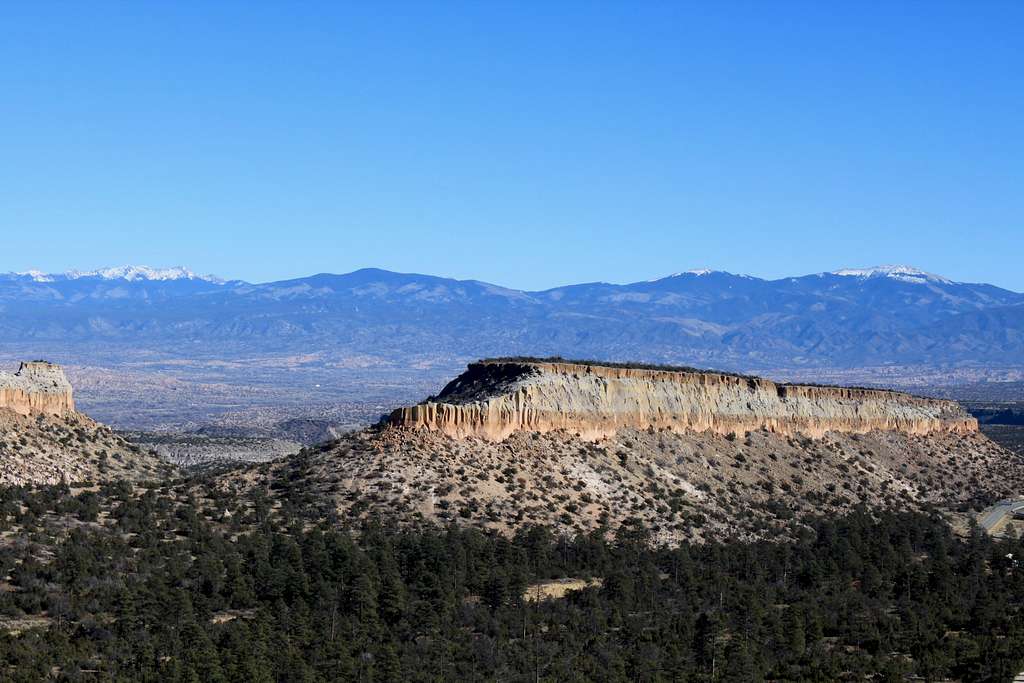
[0, 409, 174, 486]
[217, 424, 1023, 544]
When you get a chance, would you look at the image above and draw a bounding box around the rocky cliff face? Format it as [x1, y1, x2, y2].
[0, 361, 174, 485]
[389, 360, 977, 441]
[0, 361, 76, 418]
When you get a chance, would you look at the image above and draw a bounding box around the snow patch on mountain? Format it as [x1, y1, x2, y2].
[16, 270, 55, 283]
[54, 266, 224, 283]
[649, 269, 756, 282]
[831, 265, 953, 285]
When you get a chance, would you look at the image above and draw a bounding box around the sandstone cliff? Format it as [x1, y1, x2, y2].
[0, 361, 173, 485]
[0, 361, 76, 417]
[221, 358, 1019, 543]
[389, 360, 976, 441]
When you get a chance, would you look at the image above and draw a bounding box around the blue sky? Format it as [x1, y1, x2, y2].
[1, 2, 1021, 290]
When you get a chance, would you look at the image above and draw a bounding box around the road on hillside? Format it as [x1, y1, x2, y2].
[979, 498, 1024, 533]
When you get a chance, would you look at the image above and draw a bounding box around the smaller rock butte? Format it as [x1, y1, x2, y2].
[388, 360, 977, 441]
[0, 361, 76, 418]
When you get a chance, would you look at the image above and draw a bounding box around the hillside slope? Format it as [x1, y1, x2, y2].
[0, 361, 172, 485]
[0, 411, 171, 486]
[222, 421, 1017, 545]
[220, 360, 1022, 543]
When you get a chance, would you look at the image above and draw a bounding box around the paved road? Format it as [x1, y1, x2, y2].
[977, 502, 1024, 683]
[978, 498, 1024, 533]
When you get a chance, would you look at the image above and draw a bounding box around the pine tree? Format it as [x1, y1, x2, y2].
[786, 607, 806, 659]
[179, 622, 225, 683]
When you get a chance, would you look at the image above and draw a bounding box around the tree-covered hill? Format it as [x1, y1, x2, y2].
[0, 481, 1023, 681]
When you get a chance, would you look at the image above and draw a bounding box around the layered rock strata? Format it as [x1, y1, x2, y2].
[0, 361, 76, 417]
[388, 360, 976, 441]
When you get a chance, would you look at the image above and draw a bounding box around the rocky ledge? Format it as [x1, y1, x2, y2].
[0, 361, 76, 417]
[388, 359, 976, 441]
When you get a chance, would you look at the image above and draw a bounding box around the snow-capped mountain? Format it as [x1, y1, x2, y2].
[15, 270, 55, 283]
[0, 264, 1020, 370]
[830, 265, 954, 285]
[647, 268, 752, 281]
[12, 265, 227, 284]
[1, 265, 237, 306]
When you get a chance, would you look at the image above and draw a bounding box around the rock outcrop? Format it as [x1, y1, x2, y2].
[0, 361, 173, 485]
[0, 361, 76, 417]
[221, 358, 1018, 543]
[389, 359, 977, 441]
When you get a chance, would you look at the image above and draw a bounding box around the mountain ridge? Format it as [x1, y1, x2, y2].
[11, 265, 227, 284]
[5, 263, 1019, 290]
[1, 264, 1021, 375]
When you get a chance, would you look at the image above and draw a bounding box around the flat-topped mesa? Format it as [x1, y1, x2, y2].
[388, 359, 977, 441]
[0, 361, 76, 418]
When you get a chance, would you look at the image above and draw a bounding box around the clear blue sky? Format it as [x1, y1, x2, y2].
[2, 2, 1021, 290]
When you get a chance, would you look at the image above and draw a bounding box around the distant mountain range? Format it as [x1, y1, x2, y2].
[1, 264, 1022, 371]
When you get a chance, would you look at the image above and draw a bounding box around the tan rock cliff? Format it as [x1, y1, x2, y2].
[388, 360, 976, 441]
[0, 361, 76, 417]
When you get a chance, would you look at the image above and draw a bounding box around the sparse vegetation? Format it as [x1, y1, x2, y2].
[208, 423, 1024, 546]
